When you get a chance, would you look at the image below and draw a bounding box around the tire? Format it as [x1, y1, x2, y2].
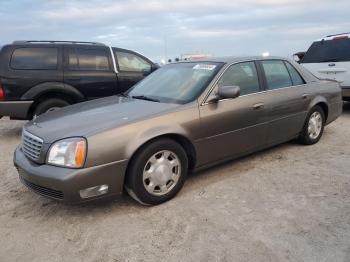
[299, 105, 325, 145]
[125, 138, 188, 205]
[33, 98, 70, 117]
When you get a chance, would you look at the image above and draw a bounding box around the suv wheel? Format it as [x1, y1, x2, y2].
[33, 98, 70, 117]
[125, 138, 188, 205]
[299, 105, 325, 145]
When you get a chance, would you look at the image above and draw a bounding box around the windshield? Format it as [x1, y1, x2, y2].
[127, 62, 223, 104]
[302, 39, 350, 63]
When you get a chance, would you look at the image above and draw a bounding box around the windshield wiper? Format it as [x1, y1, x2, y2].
[131, 95, 160, 102]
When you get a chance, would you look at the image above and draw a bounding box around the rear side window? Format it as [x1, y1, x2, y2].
[285, 62, 305, 86]
[68, 48, 110, 71]
[261, 60, 292, 90]
[218, 62, 260, 96]
[115, 51, 151, 72]
[302, 39, 350, 63]
[11, 47, 58, 70]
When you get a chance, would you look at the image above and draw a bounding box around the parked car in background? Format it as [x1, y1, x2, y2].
[298, 33, 350, 100]
[0, 40, 158, 120]
[14, 56, 343, 205]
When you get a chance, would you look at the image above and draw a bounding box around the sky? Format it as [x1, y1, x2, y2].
[0, 0, 350, 62]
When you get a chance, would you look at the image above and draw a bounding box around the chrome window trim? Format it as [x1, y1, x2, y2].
[109, 46, 118, 73]
[201, 59, 308, 106]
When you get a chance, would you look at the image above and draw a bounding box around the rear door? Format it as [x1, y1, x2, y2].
[63, 46, 118, 99]
[259, 60, 309, 144]
[301, 38, 350, 87]
[113, 48, 153, 93]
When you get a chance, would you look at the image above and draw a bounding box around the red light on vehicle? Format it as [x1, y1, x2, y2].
[0, 84, 4, 101]
[333, 36, 348, 40]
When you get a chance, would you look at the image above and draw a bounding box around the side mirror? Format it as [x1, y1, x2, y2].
[207, 85, 240, 103]
[152, 64, 160, 71]
[218, 85, 240, 99]
[293, 52, 305, 64]
[142, 68, 152, 76]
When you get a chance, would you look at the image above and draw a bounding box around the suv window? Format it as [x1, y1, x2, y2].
[218, 62, 260, 96]
[115, 51, 151, 72]
[302, 39, 350, 63]
[285, 62, 305, 86]
[261, 60, 292, 90]
[11, 47, 58, 70]
[68, 48, 110, 71]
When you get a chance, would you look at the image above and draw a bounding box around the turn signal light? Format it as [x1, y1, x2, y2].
[75, 141, 86, 168]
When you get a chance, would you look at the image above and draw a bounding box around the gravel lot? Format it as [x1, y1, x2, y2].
[0, 103, 349, 262]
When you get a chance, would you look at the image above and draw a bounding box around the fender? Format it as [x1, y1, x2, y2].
[21, 82, 85, 102]
[307, 95, 329, 112]
[125, 124, 194, 160]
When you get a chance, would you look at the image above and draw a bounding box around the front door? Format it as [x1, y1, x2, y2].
[113, 48, 153, 93]
[197, 61, 268, 166]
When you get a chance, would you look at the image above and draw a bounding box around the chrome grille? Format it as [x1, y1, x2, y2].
[22, 130, 43, 161]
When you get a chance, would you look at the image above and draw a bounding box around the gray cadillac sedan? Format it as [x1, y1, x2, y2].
[14, 57, 343, 205]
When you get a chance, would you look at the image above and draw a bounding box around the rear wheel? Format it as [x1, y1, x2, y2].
[299, 105, 325, 145]
[125, 138, 188, 205]
[33, 98, 70, 117]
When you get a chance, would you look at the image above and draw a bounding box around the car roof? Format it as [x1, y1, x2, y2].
[11, 40, 106, 46]
[316, 32, 350, 41]
[179, 56, 291, 64]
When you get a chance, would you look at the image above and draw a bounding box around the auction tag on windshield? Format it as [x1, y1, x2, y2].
[193, 64, 216, 70]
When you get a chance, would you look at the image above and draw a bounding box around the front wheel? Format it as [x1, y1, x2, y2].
[125, 138, 188, 205]
[299, 105, 325, 145]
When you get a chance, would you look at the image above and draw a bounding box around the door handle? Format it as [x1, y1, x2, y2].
[302, 93, 310, 99]
[253, 103, 264, 110]
[328, 63, 335, 67]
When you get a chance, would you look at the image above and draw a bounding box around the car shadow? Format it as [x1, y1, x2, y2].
[185, 141, 296, 188]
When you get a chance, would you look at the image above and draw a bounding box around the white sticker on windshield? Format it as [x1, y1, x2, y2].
[193, 64, 216, 70]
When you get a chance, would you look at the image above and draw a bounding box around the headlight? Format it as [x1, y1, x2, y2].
[47, 138, 87, 168]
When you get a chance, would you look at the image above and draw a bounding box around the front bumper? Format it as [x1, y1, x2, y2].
[0, 100, 33, 119]
[14, 146, 128, 204]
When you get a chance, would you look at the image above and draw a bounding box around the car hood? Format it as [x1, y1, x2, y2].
[24, 96, 180, 143]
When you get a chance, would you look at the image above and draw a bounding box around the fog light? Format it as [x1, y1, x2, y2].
[80, 185, 109, 199]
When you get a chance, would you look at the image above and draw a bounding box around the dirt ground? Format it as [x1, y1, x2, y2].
[0, 103, 349, 262]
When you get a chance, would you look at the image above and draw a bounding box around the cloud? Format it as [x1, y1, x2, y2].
[0, 0, 349, 61]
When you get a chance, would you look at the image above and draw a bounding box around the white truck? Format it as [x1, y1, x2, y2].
[297, 33, 350, 101]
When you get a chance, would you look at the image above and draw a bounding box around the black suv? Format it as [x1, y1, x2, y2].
[0, 40, 158, 120]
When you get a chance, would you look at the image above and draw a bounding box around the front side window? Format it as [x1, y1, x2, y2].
[115, 51, 151, 72]
[11, 47, 58, 70]
[128, 62, 223, 104]
[261, 60, 292, 90]
[68, 48, 110, 71]
[285, 62, 305, 86]
[217, 62, 260, 96]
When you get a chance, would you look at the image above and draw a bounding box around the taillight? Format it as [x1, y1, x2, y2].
[0, 83, 4, 101]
